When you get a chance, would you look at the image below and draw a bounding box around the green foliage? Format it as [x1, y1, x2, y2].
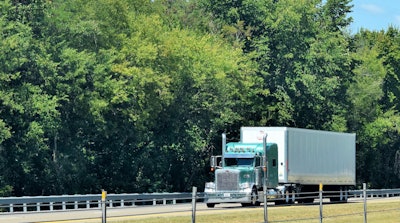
[379, 28, 400, 111]
[242, 0, 354, 130]
[1, 0, 400, 196]
[322, 0, 353, 32]
[349, 28, 400, 188]
[348, 30, 386, 129]
[358, 110, 400, 187]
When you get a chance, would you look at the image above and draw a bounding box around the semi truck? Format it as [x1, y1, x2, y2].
[204, 127, 356, 207]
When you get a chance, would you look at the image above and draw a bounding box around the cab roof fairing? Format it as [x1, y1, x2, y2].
[224, 142, 277, 156]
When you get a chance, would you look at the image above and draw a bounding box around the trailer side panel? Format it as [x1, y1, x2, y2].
[240, 127, 356, 186]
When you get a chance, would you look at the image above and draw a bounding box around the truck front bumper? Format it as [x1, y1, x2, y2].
[204, 191, 252, 204]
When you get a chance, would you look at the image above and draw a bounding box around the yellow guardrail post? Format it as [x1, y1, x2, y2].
[319, 183, 323, 223]
[102, 189, 107, 223]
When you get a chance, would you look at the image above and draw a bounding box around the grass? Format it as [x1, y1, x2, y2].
[111, 199, 400, 223]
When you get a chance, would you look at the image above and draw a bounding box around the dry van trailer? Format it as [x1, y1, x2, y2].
[240, 127, 356, 202]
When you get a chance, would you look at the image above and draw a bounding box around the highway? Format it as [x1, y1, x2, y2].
[1, 197, 399, 223]
[0, 202, 243, 223]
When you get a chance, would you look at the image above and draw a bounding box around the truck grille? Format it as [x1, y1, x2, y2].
[216, 170, 239, 191]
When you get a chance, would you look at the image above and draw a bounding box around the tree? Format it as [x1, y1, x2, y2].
[379, 27, 400, 111]
[2, 0, 400, 195]
[111, 14, 256, 191]
[348, 30, 386, 130]
[359, 111, 400, 188]
[349, 28, 400, 188]
[321, 0, 353, 32]
[248, 0, 354, 130]
[0, 0, 61, 195]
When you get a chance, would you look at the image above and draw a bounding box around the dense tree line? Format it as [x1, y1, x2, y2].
[0, 0, 399, 196]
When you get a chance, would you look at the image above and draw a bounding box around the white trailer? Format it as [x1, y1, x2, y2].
[240, 127, 356, 202]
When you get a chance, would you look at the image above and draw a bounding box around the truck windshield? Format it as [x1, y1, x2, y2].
[225, 158, 254, 167]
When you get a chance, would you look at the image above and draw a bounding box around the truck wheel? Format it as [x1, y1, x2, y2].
[275, 190, 293, 205]
[206, 203, 215, 208]
[303, 198, 314, 203]
[251, 189, 260, 206]
[330, 196, 348, 203]
[275, 199, 285, 205]
[241, 203, 250, 207]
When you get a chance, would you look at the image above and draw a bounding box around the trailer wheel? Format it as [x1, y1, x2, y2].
[250, 188, 260, 206]
[206, 203, 215, 208]
[330, 195, 348, 203]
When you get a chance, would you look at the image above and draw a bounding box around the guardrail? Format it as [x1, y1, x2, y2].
[0, 189, 399, 214]
[350, 188, 400, 198]
[0, 192, 205, 213]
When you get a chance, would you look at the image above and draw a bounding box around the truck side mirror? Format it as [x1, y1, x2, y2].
[262, 156, 268, 172]
[210, 155, 222, 172]
[255, 155, 265, 168]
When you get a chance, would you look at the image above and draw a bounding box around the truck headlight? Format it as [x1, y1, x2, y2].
[205, 182, 216, 192]
[240, 182, 251, 191]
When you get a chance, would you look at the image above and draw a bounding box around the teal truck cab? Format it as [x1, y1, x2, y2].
[204, 133, 279, 208]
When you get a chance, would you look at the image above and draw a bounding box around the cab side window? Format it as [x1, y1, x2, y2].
[272, 159, 277, 167]
[255, 156, 261, 167]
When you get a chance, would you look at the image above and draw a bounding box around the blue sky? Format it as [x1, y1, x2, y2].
[349, 0, 400, 33]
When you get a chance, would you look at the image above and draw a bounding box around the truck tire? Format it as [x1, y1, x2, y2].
[274, 199, 284, 205]
[327, 186, 349, 203]
[298, 185, 318, 204]
[206, 203, 215, 208]
[329, 195, 348, 203]
[250, 189, 260, 206]
[275, 190, 294, 205]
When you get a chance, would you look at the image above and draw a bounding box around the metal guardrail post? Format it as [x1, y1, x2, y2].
[102, 190, 107, 223]
[191, 187, 197, 223]
[363, 183, 367, 223]
[319, 184, 323, 223]
[263, 176, 268, 223]
[263, 134, 268, 223]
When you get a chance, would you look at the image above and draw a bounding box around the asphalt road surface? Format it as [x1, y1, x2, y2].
[0, 202, 232, 223]
[1, 197, 399, 223]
